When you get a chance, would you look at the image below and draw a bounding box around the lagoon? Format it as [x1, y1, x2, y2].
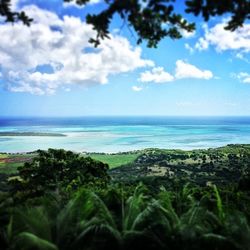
[1, 116, 250, 153]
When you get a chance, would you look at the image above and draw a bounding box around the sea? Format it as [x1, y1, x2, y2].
[1, 116, 250, 153]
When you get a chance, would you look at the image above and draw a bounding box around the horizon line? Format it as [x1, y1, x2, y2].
[1, 115, 250, 118]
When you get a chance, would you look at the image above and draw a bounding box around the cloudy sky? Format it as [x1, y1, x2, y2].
[1, 0, 250, 116]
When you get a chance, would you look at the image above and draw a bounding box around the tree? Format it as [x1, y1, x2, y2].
[11, 148, 110, 196]
[6, 183, 250, 250]
[0, 0, 32, 25]
[0, 0, 250, 48]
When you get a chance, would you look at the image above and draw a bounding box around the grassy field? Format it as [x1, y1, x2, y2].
[0, 154, 8, 165]
[2, 144, 250, 175]
[0, 162, 23, 174]
[0, 153, 35, 174]
[88, 153, 139, 168]
[0, 152, 140, 174]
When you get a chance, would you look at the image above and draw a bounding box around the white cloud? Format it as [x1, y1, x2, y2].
[233, 72, 250, 83]
[0, 5, 153, 94]
[235, 52, 250, 63]
[132, 86, 143, 92]
[195, 20, 250, 53]
[236, 53, 244, 59]
[138, 60, 213, 84]
[11, 0, 102, 10]
[195, 37, 209, 50]
[175, 60, 213, 80]
[138, 67, 174, 83]
[63, 0, 102, 8]
[181, 29, 195, 39]
[185, 43, 194, 54]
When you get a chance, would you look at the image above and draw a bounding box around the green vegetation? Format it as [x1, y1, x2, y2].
[1, 1, 249, 48]
[0, 151, 139, 174]
[88, 153, 139, 169]
[111, 145, 250, 186]
[10, 149, 110, 197]
[0, 153, 35, 175]
[0, 146, 250, 250]
[0, 162, 22, 174]
[1, 181, 250, 250]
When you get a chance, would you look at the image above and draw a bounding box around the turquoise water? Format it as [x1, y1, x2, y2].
[0, 117, 250, 153]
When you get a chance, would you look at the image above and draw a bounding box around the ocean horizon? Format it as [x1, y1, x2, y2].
[1, 116, 250, 153]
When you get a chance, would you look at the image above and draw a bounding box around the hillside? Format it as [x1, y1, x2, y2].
[110, 144, 250, 186]
[1, 146, 250, 250]
[1, 144, 250, 191]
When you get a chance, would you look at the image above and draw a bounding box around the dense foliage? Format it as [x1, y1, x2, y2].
[1, 183, 250, 250]
[10, 149, 110, 197]
[0, 148, 250, 250]
[111, 145, 250, 187]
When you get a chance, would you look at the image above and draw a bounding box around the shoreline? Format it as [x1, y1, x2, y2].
[1, 117, 250, 153]
[1, 143, 250, 155]
[0, 132, 66, 137]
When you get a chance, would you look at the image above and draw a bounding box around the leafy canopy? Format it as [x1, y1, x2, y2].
[1, 0, 250, 47]
[12, 148, 110, 195]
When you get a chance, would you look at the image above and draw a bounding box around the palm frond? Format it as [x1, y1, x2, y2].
[201, 233, 234, 249]
[131, 199, 161, 230]
[16, 232, 58, 250]
[213, 185, 225, 221]
[6, 216, 13, 242]
[72, 218, 121, 250]
[158, 189, 180, 228]
[123, 184, 148, 230]
[13, 207, 52, 242]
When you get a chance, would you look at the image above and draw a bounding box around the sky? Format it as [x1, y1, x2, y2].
[0, 0, 250, 117]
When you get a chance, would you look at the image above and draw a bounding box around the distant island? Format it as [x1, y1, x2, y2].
[0, 132, 66, 137]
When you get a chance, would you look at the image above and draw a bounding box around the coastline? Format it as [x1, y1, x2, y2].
[1, 143, 250, 173]
[1, 143, 250, 155]
[1, 116, 250, 153]
[0, 132, 66, 137]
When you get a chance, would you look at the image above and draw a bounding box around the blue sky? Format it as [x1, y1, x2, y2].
[0, 0, 250, 116]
